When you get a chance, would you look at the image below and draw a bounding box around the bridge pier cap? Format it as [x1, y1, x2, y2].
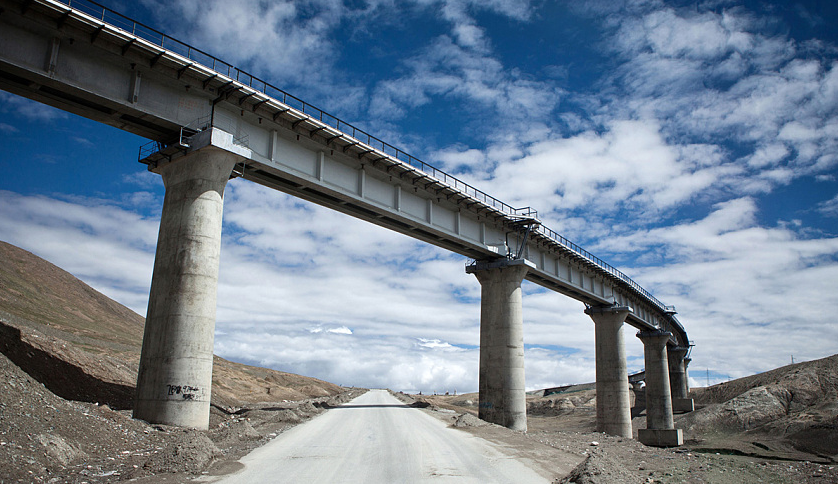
[585, 304, 633, 438]
[134, 133, 242, 430]
[467, 258, 534, 432]
[465, 257, 535, 274]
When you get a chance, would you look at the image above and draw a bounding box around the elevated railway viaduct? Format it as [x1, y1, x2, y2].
[0, 0, 693, 446]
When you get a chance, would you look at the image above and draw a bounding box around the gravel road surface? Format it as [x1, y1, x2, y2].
[205, 389, 551, 483]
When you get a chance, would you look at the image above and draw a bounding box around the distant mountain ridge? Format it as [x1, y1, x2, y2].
[0, 240, 343, 408]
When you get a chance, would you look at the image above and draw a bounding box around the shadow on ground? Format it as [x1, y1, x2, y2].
[0, 320, 135, 409]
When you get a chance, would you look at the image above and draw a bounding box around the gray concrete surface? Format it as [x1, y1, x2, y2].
[637, 330, 683, 447]
[668, 347, 695, 413]
[134, 148, 238, 429]
[585, 305, 633, 438]
[468, 259, 530, 432]
[206, 390, 551, 483]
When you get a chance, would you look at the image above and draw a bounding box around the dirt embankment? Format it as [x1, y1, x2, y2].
[0, 240, 363, 483]
[427, 354, 838, 465]
[0, 241, 345, 409]
[0, 348, 364, 483]
[678, 354, 838, 462]
[414, 388, 838, 484]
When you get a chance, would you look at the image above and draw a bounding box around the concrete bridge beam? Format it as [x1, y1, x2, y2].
[668, 347, 695, 413]
[637, 330, 683, 447]
[585, 305, 633, 438]
[133, 147, 238, 429]
[467, 259, 532, 432]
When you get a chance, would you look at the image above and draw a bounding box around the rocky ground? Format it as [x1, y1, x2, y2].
[0, 348, 365, 483]
[414, 390, 838, 483]
[0, 241, 362, 483]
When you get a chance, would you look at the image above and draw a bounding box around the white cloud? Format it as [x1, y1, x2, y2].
[369, 34, 563, 125]
[144, 0, 341, 83]
[595, 198, 838, 376]
[466, 119, 734, 220]
[584, 4, 838, 204]
[817, 194, 838, 217]
[0, 92, 68, 122]
[0, 191, 159, 312]
[310, 326, 354, 335]
[416, 338, 459, 350]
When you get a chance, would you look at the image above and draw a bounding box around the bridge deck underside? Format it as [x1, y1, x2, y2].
[0, 0, 688, 347]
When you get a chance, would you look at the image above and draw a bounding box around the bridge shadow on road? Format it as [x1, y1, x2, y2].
[237, 401, 429, 413]
[326, 403, 418, 409]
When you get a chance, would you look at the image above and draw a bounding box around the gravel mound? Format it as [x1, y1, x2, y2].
[131, 432, 221, 476]
[559, 452, 636, 484]
[453, 413, 490, 428]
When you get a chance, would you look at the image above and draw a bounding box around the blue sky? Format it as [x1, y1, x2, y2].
[1, 0, 837, 392]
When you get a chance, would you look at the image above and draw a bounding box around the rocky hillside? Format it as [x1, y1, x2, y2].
[680, 353, 838, 461]
[426, 356, 838, 464]
[0, 240, 343, 408]
[0, 240, 360, 483]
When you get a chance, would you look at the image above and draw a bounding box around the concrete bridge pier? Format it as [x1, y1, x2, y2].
[585, 305, 633, 438]
[637, 330, 683, 447]
[683, 357, 691, 393]
[668, 347, 695, 413]
[133, 146, 238, 429]
[467, 259, 533, 432]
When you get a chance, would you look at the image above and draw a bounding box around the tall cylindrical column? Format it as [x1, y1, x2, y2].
[585, 305, 632, 438]
[468, 260, 529, 431]
[668, 347, 689, 400]
[637, 330, 683, 446]
[668, 347, 695, 413]
[639, 331, 674, 429]
[134, 147, 237, 429]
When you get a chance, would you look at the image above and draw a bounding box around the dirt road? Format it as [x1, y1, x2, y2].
[204, 389, 552, 483]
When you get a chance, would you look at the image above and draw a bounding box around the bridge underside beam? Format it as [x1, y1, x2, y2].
[0, 0, 689, 348]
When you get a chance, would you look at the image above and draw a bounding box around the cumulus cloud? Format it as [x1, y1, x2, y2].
[143, 0, 342, 82]
[309, 326, 354, 335]
[416, 338, 459, 350]
[594, 198, 838, 375]
[369, 34, 563, 127]
[594, 5, 838, 196]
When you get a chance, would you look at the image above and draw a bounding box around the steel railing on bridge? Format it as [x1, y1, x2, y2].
[60, 0, 536, 219]
[54, 0, 684, 336]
